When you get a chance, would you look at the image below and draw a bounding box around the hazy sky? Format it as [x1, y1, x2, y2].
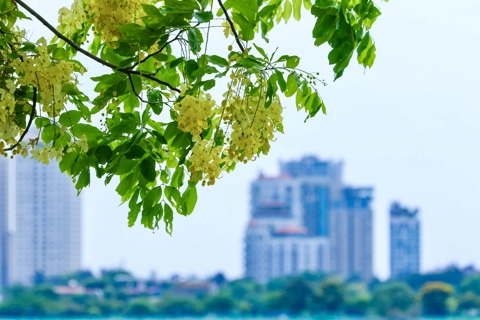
[19, 0, 480, 280]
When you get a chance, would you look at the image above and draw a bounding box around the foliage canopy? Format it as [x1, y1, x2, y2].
[0, 0, 382, 232]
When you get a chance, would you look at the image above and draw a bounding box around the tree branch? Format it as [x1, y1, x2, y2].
[217, 0, 245, 52]
[127, 74, 153, 105]
[127, 30, 186, 70]
[13, 0, 180, 93]
[5, 87, 37, 152]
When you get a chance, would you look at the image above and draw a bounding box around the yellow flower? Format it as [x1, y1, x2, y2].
[176, 93, 216, 140]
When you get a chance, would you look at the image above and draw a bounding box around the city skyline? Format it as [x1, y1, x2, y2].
[0, 153, 474, 283]
[8, 0, 480, 281]
[245, 156, 373, 282]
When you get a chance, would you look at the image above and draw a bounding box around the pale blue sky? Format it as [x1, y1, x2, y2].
[20, 0, 480, 280]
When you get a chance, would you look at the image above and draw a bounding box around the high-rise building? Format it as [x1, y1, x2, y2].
[0, 158, 9, 287]
[390, 202, 420, 279]
[7, 156, 82, 286]
[245, 156, 373, 282]
[330, 187, 373, 280]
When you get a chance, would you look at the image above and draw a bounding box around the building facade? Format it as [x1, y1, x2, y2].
[330, 188, 373, 280]
[390, 202, 420, 278]
[7, 156, 82, 286]
[0, 158, 9, 287]
[245, 156, 373, 282]
[245, 222, 330, 283]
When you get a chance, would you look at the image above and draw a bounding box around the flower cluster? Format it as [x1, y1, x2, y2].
[175, 93, 216, 140]
[188, 140, 224, 186]
[0, 80, 19, 143]
[31, 145, 64, 165]
[58, 0, 87, 38]
[178, 70, 284, 186]
[85, 0, 150, 45]
[0, 30, 86, 162]
[222, 78, 283, 163]
[12, 38, 77, 117]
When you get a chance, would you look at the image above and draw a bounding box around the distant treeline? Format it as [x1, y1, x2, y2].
[1, 266, 480, 317]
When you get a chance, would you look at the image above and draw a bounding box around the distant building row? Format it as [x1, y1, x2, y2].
[0, 156, 81, 287]
[244, 156, 373, 282]
[244, 156, 421, 282]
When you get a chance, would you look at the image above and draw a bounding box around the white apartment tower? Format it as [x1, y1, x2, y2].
[3, 156, 82, 286]
[0, 157, 9, 287]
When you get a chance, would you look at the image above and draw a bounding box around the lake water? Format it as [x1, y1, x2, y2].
[0, 317, 477, 320]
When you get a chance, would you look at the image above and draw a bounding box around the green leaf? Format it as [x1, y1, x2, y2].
[0, 0, 15, 14]
[312, 14, 336, 46]
[125, 145, 146, 159]
[75, 169, 91, 191]
[315, 0, 336, 9]
[202, 79, 216, 91]
[164, 203, 174, 234]
[232, 13, 255, 41]
[140, 156, 156, 182]
[150, 130, 168, 145]
[207, 55, 228, 67]
[59, 151, 78, 173]
[59, 110, 82, 127]
[364, 44, 376, 68]
[275, 70, 287, 92]
[71, 123, 103, 141]
[123, 94, 140, 113]
[41, 124, 60, 144]
[89, 36, 102, 56]
[253, 44, 269, 61]
[141, 3, 161, 15]
[52, 47, 69, 61]
[165, 185, 182, 209]
[171, 166, 185, 188]
[285, 72, 298, 97]
[164, 122, 180, 144]
[35, 118, 50, 128]
[128, 189, 141, 227]
[182, 185, 197, 215]
[185, 59, 199, 80]
[193, 11, 213, 22]
[230, 0, 258, 22]
[357, 32, 372, 65]
[116, 173, 135, 197]
[160, 168, 170, 184]
[188, 28, 200, 54]
[115, 158, 140, 175]
[304, 0, 312, 10]
[286, 56, 300, 68]
[95, 145, 113, 164]
[283, 0, 292, 23]
[293, 0, 302, 21]
[171, 132, 191, 151]
[143, 186, 163, 210]
[129, 74, 143, 95]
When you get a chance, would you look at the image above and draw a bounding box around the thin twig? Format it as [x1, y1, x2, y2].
[217, 0, 245, 52]
[127, 74, 152, 105]
[5, 87, 37, 151]
[13, 0, 180, 93]
[127, 30, 186, 70]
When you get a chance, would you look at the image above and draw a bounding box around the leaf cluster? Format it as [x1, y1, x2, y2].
[0, 0, 383, 232]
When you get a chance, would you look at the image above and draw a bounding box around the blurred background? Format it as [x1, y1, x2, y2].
[1, 0, 480, 317]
